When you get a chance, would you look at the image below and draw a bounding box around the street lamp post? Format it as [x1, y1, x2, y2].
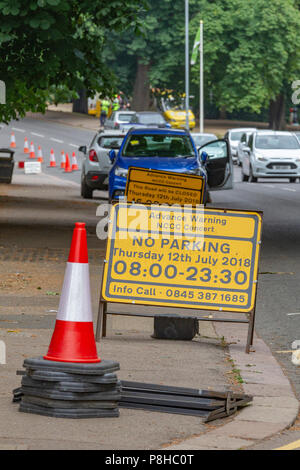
[185, 0, 189, 130]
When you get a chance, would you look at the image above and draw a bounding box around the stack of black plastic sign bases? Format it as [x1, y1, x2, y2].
[119, 381, 253, 423]
[16, 357, 121, 419]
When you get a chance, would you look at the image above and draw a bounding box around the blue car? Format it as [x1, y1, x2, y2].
[108, 127, 232, 202]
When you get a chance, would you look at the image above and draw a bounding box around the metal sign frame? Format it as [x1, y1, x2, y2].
[125, 167, 205, 205]
[96, 204, 263, 353]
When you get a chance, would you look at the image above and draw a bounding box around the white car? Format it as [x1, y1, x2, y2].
[191, 133, 217, 149]
[224, 128, 257, 164]
[241, 131, 300, 183]
[104, 110, 136, 130]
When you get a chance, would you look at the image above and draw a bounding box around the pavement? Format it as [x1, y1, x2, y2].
[0, 110, 299, 450]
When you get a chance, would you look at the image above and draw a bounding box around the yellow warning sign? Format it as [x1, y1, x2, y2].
[102, 204, 262, 313]
[125, 167, 205, 205]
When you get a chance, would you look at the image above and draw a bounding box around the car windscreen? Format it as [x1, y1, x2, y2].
[255, 135, 300, 150]
[230, 131, 245, 141]
[99, 137, 124, 149]
[193, 135, 217, 146]
[122, 134, 195, 157]
[118, 114, 134, 122]
[137, 114, 166, 125]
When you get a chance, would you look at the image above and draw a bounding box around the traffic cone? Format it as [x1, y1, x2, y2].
[64, 153, 72, 173]
[44, 222, 100, 363]
[37, 146, 43, 163]
[24, 137, 29, 154]
[71, 151, 79, 171]
[60, 150, 66, 169]
[10, 132, 16, 148]
[49, 148, 56, 167]
[29, 142, 35, 159]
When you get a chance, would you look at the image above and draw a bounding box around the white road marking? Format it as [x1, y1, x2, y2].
[31, 132, 44, 138]
[41, 171, 80, 188]
[12, 127, 25, 133]
[50, 137, 64, 143]
[282, 188, 296, 192]
[68, 143, 79, 148]
[263, 184, 275, 188]
[287, 313, 300, 316]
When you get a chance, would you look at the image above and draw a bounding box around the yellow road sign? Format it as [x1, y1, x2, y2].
[125, 167, 205, 205]
[102, 204, 262, 313]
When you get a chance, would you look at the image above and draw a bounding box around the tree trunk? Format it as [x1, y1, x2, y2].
[72, 89, 88, 114]
[132, 60, 151, 111]
[269, 94, 286, 130]
[219, 106, 227, 120]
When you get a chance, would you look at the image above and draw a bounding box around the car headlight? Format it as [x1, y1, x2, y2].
[255, 153, 268, 162]
[114, 166, 128, 178]
[184, 168, 201, 175]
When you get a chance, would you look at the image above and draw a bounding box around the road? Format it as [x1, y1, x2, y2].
[211, 166, 300, 450]
[0, 116, 96, 186]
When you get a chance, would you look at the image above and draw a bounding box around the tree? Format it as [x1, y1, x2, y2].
[190, 0, 300, 129]
[0, 0, 146, 122]
[104, 0, 201, 111]
[105, 0, 300, 129]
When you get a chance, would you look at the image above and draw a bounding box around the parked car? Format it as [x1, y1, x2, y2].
[107, 127, 232, 202]
[237, 131, 257, 166]
[241, 131, 300, 183]
[104, 110, 136, 130]
[79, 130, 127, 198]
[224, 128, 257, 164]
[122, 111, 171, 130]
[191, 133, 217, 149]
[294, 131, 300, 143]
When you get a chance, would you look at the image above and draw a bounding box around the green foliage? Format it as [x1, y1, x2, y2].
[105, 0, 300, 119]
[190, 0, 300, 114]
[0, 0, 146, 122]
[104, 0, 201, 95]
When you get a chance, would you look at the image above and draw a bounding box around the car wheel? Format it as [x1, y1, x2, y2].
[290, 177, 297, 183]
[81, 176, 93, 199]
[242, 171, 249, 182]
[248, 166, 257, 183]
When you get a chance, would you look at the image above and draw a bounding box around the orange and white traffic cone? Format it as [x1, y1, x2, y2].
[24, 137, 29, 154]
[64, 153, 72, 173]
[60, 150, 66, 169]
[44, 222, 100, 363]
[29, 142, 35, 159]
[49, 148, 56, 167]
[10, 132, 16, 148]
[37, 146, 43, 163]
[71, 151, 79, 171]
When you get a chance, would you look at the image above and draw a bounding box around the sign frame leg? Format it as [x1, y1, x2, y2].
[245, 309, 256, 354]
[95, 300, 107, 342]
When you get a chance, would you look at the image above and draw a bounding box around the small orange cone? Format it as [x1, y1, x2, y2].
[71, 151, 79, 171]
[29, 142, 35, 159]
[44, 222, 100, 363]
[64, 153, 72, 173]
[24, 138, 29, 154]
[60, 150, 66, 169]
[49, 148, 56, 167]
[10, 132, 16, 148]
[37, 146, 43, 163]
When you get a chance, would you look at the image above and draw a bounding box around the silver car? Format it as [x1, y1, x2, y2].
[224, 128, 256, 163]
[241, 130, 300, 183]
[237, 130, 256, 166]
[79, 130, 127, 198]
[104, 110, 136, 130]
